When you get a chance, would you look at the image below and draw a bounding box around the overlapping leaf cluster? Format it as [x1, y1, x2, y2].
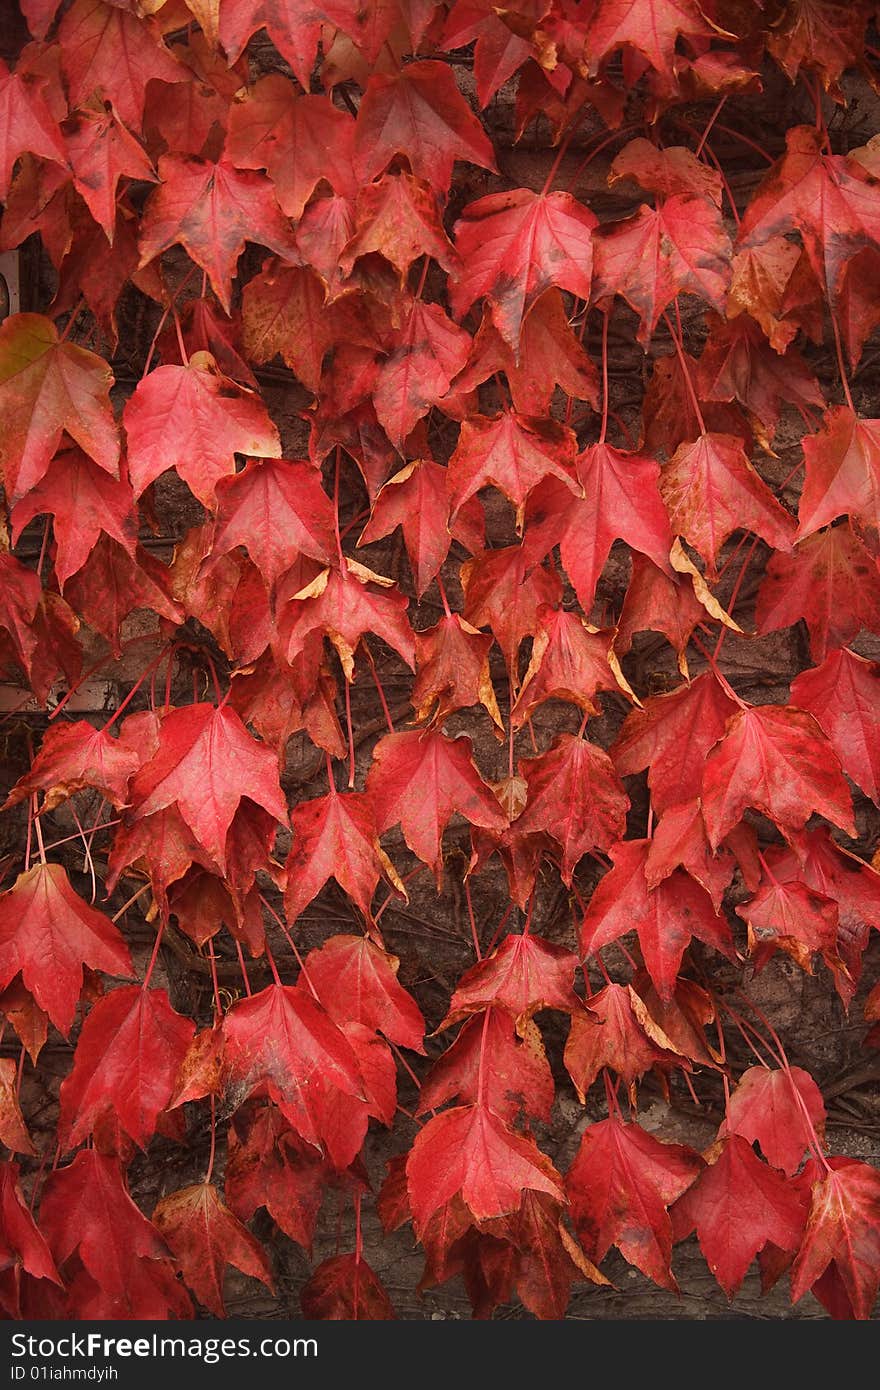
[0, 0, 879, 1321]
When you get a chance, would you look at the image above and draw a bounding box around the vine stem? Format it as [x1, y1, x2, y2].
[463, 875, 482, 960]
[205, 1095, 217, 1183]
[696, 95, 728, 156]
[598, 309, 610, 445]
[476, 1007, 492, 1106]
[142, 920, 166, 988]
[829, 307, 855, 410]
[662, 309, 706, 434]
[713, 534, 759, 661]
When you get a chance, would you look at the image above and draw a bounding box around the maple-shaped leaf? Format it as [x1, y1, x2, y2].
[372, 299, 470, 449]
[10, 447, 137, 588]
[411, 612, 502, 729]
[798, 407, 880, 538]
[580, 839, 735, 1000]
[701, 704, 855, 849]
[152, 1183, 273, 1318]
[353, 60, 496, 192]
[724, 1066, 826, 1177]
[611, 673, 738, 813]
[138, 155, 298, 313]
[502, 1189, 610, 1320]
[277, 561, 415, 681]
[672, 1135, 807, 1297]
[566, 1117, 702, 1290]
[209, 458, 336, 588]
[522, 443, 673, 613]
[791, 647, 880, 804]
[225, 77, 356, 220]
[738, 126, 880, 303]
[0, 60, 68, 201]
[124, 351, 281, 506]
[447, 410, 578, 527]
[59, 985, 195, 1150]
[283, 785, 404, 924]
[450, 189, 596, 352]
[220, 983, 366, 1167]
[791, 1159, 880, 1320]
[300, 1252, 395, 1320]
[0, 312, 119, 503]
[226, 1104, 325, 1251]
[592, 198, 731, 346]
[766, 827, 880, 1005]
[3, 716, 144, 813]
[39, 1150, 166, 1299]
[367, 729, 507, 881]
[609, 139, 722, 204]
[696, 314, 824, 446]
[461, 544, 562, 669]
[512, 607, 634, 728]
[219, 0, 322, 88]
[58, 0, 183, 129]
[642, 348, 752, 458]
[439, 931, 581, 1030]
[616, 553, 725, 679]
[241, 261, 361, 394]
[406, 1104, 563, 1235]
[0, 863, 132, 1037]
[756, 522, 880, 664]
[736, 876, 840, 976]
[339, 173, 458, 283]
[644, 799, 734, 911]
[513, 735, 629, 884]
[63, 105, 156, 242]
[453, 289, 600, 415]
[303, 934, 425, 1053]
[419, 1008, 555, 1125]
[358, 459, 478, 599]
[127, 703, 288, 873]
[0, 1162, 60, 1294]
[0, 981, 49, 1066]
[564, 983, 684, 1104]
[584, 0, 711, 78]
[64, 536, 184, 656]
[727, 235, 803, 352]
[659, 432, 795, 575]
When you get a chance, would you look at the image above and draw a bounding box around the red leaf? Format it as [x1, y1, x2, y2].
[220, 983, 366, 1167]
[124, 352, 281, 506]
[564, 983, 684, 1103]
[724, 1066, 826, 1177]
[580, 839, 735, 1000]
[340, 173, 458, 282]
[39, 1150, 166, 1299]
[152, 1182, 273, 1317]
[303, 933, 426, 1053]
[513, 734, 629, 883]
[0, 1161, 60, 1287]
[450, 189, 596, 350]
[522, 443, 673, 612]
[406, 1103, 563, 1233]
[372, 299, 470, 448]
[0, 863, 132, 1037]
[592, 198, 731, 346]
[756, 521, 880, 664]
[411, 612, 502, 729]
[512, 606, 633, 727]
[283, 785, 404, 923]
[210, 458, 336, 587]
[277, 561, 415, 681]
[3, 716, 144, 812]
[0, 61, 68, 201]
[791, 1159, 880, 1319]
[353, 60, 497, 192]
[584, 0, 712, 78]
[701, 704, 855, 849]
[127, 703, 288, 872]
[58, 0, 183, 129]
[798, 406, 880, 538]
[219, 0, 322, 89]
[611, 673, 738, 813]
[59, 985, 195, 1149]
[300, 1252, 395, 1319]
[791, 647, 880, 805]
[359, 459, 479, 599]
[10, 447, 137, 588]
[226, 1104, 325, 1251]
[644, 799, 735, 911]
[447, 410, 578, 525]
[225, 77, 356, 220]
[367, 728, 507, 880]
[566, 1117, 702, 1289]
[0, 1060, 35, 1155]
[439, 931, 581, 1029]
[460, 544, 562, 668]
[63, 106, 156, 242]
[672, 1135, 807, 1297]
[0, 313, 119, 503]
[736, 876, 840, 976]
[64, 536, 184, 656]
[138, 155, 299, 312]
[659, 432, 795, 575]
[419, 1008, 555, 1125]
